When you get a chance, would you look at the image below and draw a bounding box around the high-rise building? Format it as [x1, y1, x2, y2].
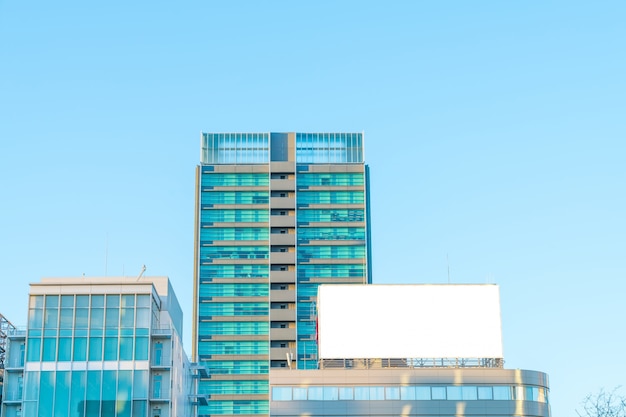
[1, 276, 194, 417]
[193, 132, 372, 417]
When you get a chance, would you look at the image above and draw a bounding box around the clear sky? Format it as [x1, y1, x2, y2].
[1, 1, 625, 415]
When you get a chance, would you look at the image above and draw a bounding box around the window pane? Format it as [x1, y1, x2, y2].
[135, 337, 148, 360]
[119, 337, 133, 360]
[415, 386, 431, 400]
[73, 337, 87, 361]
[432, 387, 446, 400]
[478, 386, 493, 400]
[292, 387, 307, 400]
[54, 371, 70, 416]
[58, 338, 72, 361]
[308, 387, 323, 400]
[462, 386, 477, 400]
[370, 387, 385, 400]
[70, 371, 86, 417]
[104, 337, 118, 360]
[323, 387, 338, 400]
[272, 387, 292, 401]
[339, 387, 353, 400]
[42, 338, 56, 361]
[89, 337, 102, 361]
[385, 387, 400, 400]
[354, 387, 369, 400]
[493, 386, 512, 400]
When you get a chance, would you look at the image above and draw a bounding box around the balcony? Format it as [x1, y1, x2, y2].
[270, 179, 295, 191]
[270, 309, 296, 322]
[269, 270, 296, 283]
[270, 233, 296, 246]
[270, 327, 296, 340]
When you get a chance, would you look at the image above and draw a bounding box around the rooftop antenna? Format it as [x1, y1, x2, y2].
[136, 265, 147, 281]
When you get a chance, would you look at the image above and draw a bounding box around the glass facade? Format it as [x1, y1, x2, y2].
[5, 278, 192, 417]
[271, 384, 550, 403]
[195, 132, 372, 417]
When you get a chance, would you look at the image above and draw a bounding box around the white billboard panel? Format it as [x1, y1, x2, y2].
[317, 284, 503, 359]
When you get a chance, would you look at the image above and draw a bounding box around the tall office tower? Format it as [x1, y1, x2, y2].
[1, 277, 194, 417]
[193, 132, 372, 417]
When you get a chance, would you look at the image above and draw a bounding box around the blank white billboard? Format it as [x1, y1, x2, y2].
[317, 284, 503, 359]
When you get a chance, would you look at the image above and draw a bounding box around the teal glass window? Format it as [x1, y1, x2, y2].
[297, 209, 364, 223]
[493, 386, 512, 400]
[73, 337, 87, 361]
[297, 173, 364, 186]
[101, 370, 117, 416]
[201, 191, 269, 205]
[38, 371, 55, 417]
[54, 371, 70, 416]
[200, 245, 269, 260]
[119, 337, 133, 360]
[104, 337, 118, 360]
[136, 295, 150, 308]
[105, 307, 119, 328]
[199, 283, 269, 298]
[120, 307, 134, 327]
[297, 191, 364, 204]
[202, 209, 269, 223]
[135, 337, 149, 360]
[90, 308, 104, 328]
[70, 371, 86, 417]
[416, 386, 431, 399]
[199, 302, 269, 316]
[204, 361, 268, 375]
[272, 387, 292, 401]
[117, 370, 132, 417]
[199, 321, 269, 335]
[202, 173, 269, 186]
[432, 386, 447, 400]
[83, 374, 99, 416]
[76, 295, 89, 307]
[200, 380, 268, 395]
[153, 374, 162, 398]
[200, 227, 269, 241]
[298, 264, 365, 278]
[297, 227, 365, 241]
[298, 245, 365, 259]
[26, 337, 41, 362]
[401, 386, 416, 400]
[75, 306, 88, 329]
[28, 307, 43, 329]
[60, 308, 73, 328]
[198, 340, 269, 355]
[200, 264, 269, 278]
[42, 338, 56, 361]
[88, 337, 102, 361]
[133, 370, 148, 398]
[58, 337, 72, 361]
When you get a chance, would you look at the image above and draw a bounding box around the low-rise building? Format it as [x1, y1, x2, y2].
[1, 276, 194, 417]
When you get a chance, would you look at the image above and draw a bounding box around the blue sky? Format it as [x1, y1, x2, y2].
[1, 1, 625, 415]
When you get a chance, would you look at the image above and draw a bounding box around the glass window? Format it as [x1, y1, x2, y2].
[462, 386, 478, 400]
[38, 371, 55, 417]
[91, 295, 104, 308]
[272, 387, 292, 401]
[292, 387, 307, 400]
[104, 337, 118, 360]
[526, 386, 539, 401]
[493, 386, 512, 400]
[339, 387, 353, 400]
[385, 387, 400, 400]
[105, 307, 119, 328]
[369, 387, 385, 400]
[354, 387, 369, 400]
[135, 337, 149, 360]
[28, 308, 43, 329]
[137, 295, 150, 308]
[54, 371, 70, 416]
[60, 308, 73, 328]
[415, 386, 431, 400]
[88, 337, 102, 361]
[24, 371, 40, 401]
[117, 370, 132, 417]
[323, 387, 338, 400]
[136, 308, 150, 328]
[61, 295, 74, 308]
[30, 295, 44, 308]
[86, 371, 102, 417]
[105, 295, 120, 308]
[57, 338, 72, 361]
[152, 374, 162, 398]
[101, 370, 117, 416]
[308, 387, 323, 400]
[515, 386, 525, 400]
[121, 294, 135, 307]
[400, 386, 416, 400]
[70, 371, 86, 417]
[44, 307, 58, 329]
[26, 338, 41, 362]
[133, 370, 148, 398]
[73, 337, 87, 361]
[42, 338, 56, 361]
[447, 386, 462, 400]
[432, 387, 447, 400]
[119, 337, 133, 360]
[478, 386, 493, 400]
[121, 308, 135, 327]
[76, 295, 89, 308]
[90, 308, 104, 328]
[75, 308, 88, 329]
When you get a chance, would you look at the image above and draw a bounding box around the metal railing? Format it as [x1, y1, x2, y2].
[319, 357, 505, 369]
